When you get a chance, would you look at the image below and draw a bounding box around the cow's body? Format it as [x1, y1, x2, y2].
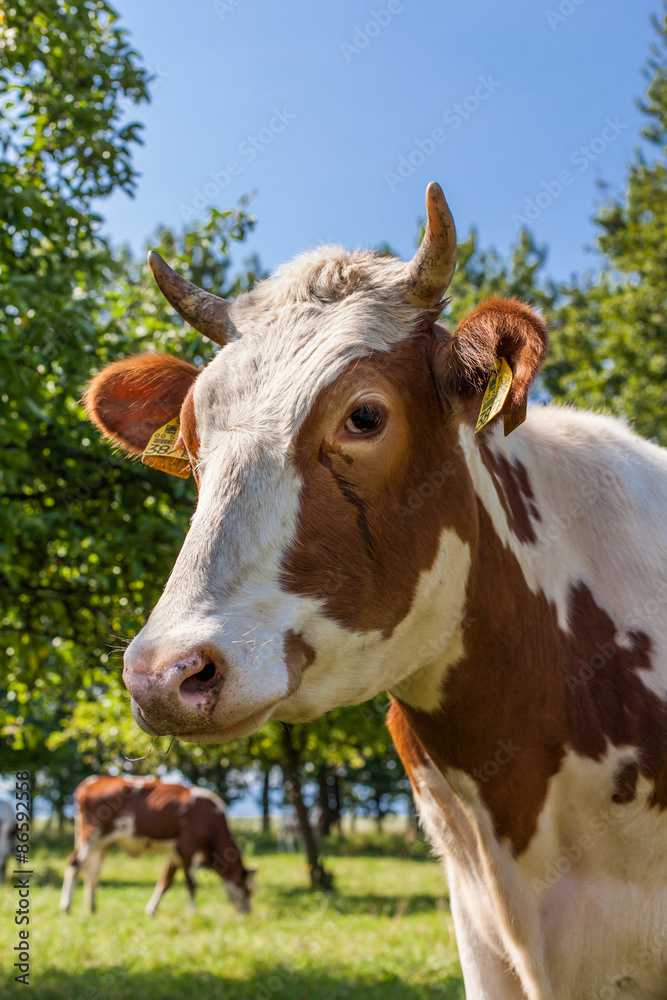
[83, 184, 667, 997]
[388, 405, 667, 1000]
[0, 798, 16, 881]
[60, 775, 253, 915]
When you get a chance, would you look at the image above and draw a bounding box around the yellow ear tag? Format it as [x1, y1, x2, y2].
[474, 357, 514, 435]
[141, 419, 191, 479]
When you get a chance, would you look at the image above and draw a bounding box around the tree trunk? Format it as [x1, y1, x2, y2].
[317, 768, 332, 837]
[261, 767, 271, 833]
[331, 773, 342, 833]
[374, 790, 384, 833]
[407, 801, 418, 840]
[281, 725, 333, 890]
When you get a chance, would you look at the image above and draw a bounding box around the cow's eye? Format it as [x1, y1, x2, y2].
[345, 404, 384, 434]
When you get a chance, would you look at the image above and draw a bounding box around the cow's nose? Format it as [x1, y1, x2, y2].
[123, 645, 226, 735]
[177, 650, 223, 703]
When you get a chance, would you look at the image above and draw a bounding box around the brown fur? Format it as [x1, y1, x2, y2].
[178, 385, 200, 462]
[83, 354, 200, 455]
[435, 297, 548, 428]
[281, 331, 478, 637]
[478, 443, 541, 544]
[69, 776, 250, 891]
[386, 700, 429, 792]
[389, 503, 667, 856]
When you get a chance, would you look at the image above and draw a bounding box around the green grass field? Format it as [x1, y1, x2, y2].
[0, 826, 464, 999]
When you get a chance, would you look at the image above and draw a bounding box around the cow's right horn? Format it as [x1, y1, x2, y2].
[147, 251, 230, 347]
[404, 182, 457, 309]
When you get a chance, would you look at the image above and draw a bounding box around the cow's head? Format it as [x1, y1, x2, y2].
[223, 866, 255, 915]
[84, 184, 547, 743]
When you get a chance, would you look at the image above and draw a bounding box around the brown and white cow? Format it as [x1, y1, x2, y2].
[60, 775, 254, 915]
[83, 183, 667, 998]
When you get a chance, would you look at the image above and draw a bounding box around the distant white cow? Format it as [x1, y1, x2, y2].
[278, 804, 322, 852]
[0, 799, 16, 881]
[278, 805, 300, 852]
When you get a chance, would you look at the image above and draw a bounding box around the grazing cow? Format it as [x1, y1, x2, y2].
[83, 183, 667, 999]
[60, 775, 254, 915]
[0, 798, 16, 882]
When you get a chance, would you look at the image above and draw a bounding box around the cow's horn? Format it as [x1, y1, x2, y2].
[404, 182, 457, 308]
[147, 251, 230, 346]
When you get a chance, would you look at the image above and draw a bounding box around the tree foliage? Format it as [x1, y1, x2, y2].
[543, 6, 667, 443]
[0, 2, 256, 787]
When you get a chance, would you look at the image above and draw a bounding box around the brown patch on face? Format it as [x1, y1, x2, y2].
[283, 630, 316, 692]
[281, 332, 477, 637]
[612, 759, 639, 805]
[397, 504, 667, 855]
[316, 440, 375, 560]
[478, 443, 541, 544]
[386, 699, 429, 794]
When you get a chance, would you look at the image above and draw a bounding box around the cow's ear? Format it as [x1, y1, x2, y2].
[434, 297, 548, 420]
[83, 353, 200, 456]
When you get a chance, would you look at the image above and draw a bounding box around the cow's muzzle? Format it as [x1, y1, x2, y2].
[123, 642, 283, 743]
[123, 646, 225, 735]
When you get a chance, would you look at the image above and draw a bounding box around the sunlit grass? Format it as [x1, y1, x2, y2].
[0, 826, 463, 999]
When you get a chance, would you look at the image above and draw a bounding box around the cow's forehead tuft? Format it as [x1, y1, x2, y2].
[240, 245, 413, 308]
[228, 246, 430, 352]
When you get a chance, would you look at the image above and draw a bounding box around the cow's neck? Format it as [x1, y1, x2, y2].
[398, 422, 666, 857]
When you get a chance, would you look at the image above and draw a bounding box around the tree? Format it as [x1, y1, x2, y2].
[1, 0, 148, 772]
[445, 227, 556, 322]
[0, 2, 258, 791]
[543, 5, 667, 444]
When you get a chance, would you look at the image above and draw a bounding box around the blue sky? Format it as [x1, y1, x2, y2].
[101, 0, 660, 286]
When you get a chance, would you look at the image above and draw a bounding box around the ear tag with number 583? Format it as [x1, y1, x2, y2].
[141, 419, 191, 479]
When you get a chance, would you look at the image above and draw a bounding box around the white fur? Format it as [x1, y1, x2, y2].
[189, 786, 225, 812]
[414, 745, 667, 1000]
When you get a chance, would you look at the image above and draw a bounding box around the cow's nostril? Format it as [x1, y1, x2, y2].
[180, 661, 219, 698]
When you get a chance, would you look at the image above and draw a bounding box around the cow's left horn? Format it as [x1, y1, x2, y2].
[404, 182, 457, 308]
[147, 251, 230, 346]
